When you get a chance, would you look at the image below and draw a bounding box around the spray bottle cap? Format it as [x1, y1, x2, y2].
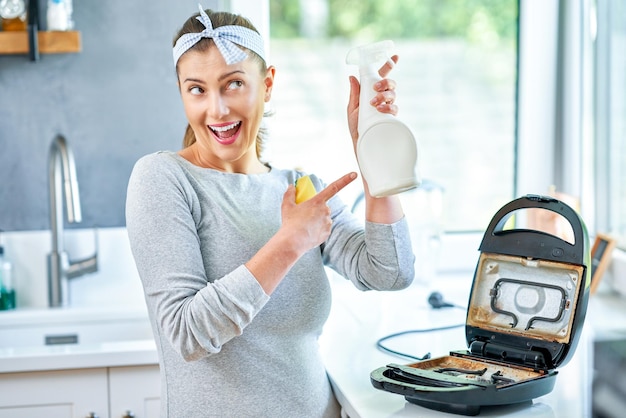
[346, 40, 395, 67]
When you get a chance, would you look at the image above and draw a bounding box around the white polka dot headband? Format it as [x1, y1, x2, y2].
[173, 4, 266, 66]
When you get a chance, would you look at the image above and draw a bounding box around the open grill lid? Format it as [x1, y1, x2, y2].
[465, 195, 590, 370]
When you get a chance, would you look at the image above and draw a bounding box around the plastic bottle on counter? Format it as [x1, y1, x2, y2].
[0, 245, 15, 311]
[47, 0, 73, 31]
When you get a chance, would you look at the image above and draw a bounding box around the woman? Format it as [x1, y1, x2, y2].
[126, 5, 414, 417]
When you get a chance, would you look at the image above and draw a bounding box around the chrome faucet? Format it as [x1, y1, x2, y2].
[48, 134, 98, 307]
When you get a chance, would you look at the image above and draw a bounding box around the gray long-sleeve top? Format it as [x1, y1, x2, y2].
[125, 151, 415, 417]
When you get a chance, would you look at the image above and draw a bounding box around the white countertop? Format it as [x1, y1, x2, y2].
[0, 339, 158, 373]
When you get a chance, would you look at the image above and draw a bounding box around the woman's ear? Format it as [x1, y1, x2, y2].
[264, 66, 276, 102]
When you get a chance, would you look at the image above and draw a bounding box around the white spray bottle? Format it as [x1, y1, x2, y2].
[346, 40, 420, 197]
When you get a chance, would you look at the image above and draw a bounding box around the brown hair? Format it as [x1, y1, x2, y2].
[173, 9, 271, 160]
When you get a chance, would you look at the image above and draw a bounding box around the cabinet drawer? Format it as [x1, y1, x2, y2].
[0, 368, 108, 418]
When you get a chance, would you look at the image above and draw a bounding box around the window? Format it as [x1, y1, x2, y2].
[225, 0, 625, 269]
[595, 0, 626, 248]
[266, 0, 519, 232]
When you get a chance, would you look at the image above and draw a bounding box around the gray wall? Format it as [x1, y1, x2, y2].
[0, 0, 219, 231]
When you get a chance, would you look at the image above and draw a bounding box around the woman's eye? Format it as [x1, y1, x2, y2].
[227, 80, 243, 90]
[189, 86, 203, 95]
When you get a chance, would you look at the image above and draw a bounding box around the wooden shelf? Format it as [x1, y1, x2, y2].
[0, 31, 81, 55]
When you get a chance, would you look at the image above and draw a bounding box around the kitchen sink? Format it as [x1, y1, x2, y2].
[0, 307, 153, 349]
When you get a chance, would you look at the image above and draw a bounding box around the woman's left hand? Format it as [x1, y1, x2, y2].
[346, 55, 405, 224]
[347, 55, 399, 146]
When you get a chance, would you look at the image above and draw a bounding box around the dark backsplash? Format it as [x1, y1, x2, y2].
[0, 0, 216, 231]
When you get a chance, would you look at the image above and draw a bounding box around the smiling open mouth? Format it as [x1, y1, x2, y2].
[209, 121, 241, 143]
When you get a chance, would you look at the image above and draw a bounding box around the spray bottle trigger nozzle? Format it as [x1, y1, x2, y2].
[345, 40, 395, 66]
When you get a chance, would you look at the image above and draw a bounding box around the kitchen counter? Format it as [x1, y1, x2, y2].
[0, 306, 157, 374]
[0, 339, 157, 374]
[1, 271, 622, 417]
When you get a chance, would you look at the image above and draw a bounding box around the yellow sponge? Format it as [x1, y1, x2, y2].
[295, 175, 317, 203]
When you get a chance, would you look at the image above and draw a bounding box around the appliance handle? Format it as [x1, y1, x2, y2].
[479, 194, 588, 265]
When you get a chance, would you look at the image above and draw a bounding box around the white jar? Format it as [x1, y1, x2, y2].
[0, 0, 26, 20]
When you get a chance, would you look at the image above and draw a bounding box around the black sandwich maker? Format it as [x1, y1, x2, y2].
[370, 194, 591, 415]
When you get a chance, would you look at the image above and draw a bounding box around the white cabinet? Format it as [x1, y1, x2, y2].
[109, 365, 161, 418]
[0, 365, 160, 418]
[0, 368, 109, 418]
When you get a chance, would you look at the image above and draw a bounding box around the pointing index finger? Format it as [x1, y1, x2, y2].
[316, 172, 358, 202]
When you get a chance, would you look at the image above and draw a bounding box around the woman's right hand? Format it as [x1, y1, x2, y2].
[281, 172, 357, 254]
[245, 172, 357, 295]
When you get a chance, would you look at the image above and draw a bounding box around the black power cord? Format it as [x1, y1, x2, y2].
[428, 291, 466, 309]
[376, 323, 465, 361]
[375, 292, 466, 361]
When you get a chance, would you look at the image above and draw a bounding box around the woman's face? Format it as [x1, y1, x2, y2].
[177, 45, 274, 172]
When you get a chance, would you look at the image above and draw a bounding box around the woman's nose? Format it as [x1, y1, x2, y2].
[208, 94, 229, 117]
